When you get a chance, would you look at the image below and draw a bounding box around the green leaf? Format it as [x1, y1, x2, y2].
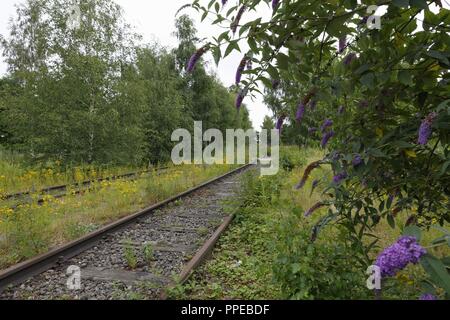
[266, 65, 279, 80]
[410, 0, 428, 9]
[392, 141, 415, 149]
[224, 41, 240, 58]
[403, 225, 422, 241]
[393, 0, 410, 8]
[360, 73, 375, 89]
[398, 70, 413, 86]
[327, 14, 351, 37]
[420, 280, 437, 295]
[368, 148, 387, 158]
[424, 9, 441, 27]
[431, 235, 450, 246]
[427, 50, 450, 66]
[440, 160, 450, 176]
[420, 254, 450, 294]
[201, 10, 208, 22]
[387, 214, 396, 229]
[437, 99, 450, 112]
[212, 46, 221, 66]
[276, 53, 289, 70]
[354, 64, 370, 75]
[386, 194, 393, 209]
[259, 76, 272, 89]
[248, 37, 258, 53]
[218, 31, 229, 43]
[442, 257, 450, 267]
[379, 200, 385, 212]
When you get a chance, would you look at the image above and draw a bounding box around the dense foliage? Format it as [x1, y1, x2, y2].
[0, 0, 251, 166]
[189, 0, 449, 298]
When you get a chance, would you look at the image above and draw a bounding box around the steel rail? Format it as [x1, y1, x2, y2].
[0, 164, 252, 292]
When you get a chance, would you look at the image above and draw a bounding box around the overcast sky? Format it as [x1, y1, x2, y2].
[0, 0, 272, 129]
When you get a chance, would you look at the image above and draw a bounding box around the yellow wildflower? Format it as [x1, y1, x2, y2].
[404, 150, 417, 158]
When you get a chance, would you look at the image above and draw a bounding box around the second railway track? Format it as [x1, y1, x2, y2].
[2, 166, 171, 206]
[0, 164, 253, 300]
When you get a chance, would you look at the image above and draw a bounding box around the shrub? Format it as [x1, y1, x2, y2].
[273, 211, 371, 300]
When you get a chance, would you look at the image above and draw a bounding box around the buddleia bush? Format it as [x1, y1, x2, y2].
[273, 211, 370, 300]
[189, 0, 450, 298]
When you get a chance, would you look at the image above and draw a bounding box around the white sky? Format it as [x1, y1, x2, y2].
[0, 0, 272, 129]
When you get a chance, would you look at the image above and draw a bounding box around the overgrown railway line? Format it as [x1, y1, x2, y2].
[0, 164, 252, 299]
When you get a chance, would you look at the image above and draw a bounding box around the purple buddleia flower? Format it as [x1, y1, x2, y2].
[311, 179, 319, 192]
[276, 116, 286, 131]
[272, 0, 280, 11]
[231, 6, 246, 34]
[235, 88, 247, 109]
[338, 105, 345, 114]
[333, 154, 341, 163]
[187, 46, 207, 73]
[272, 79, 280, 89]
[305, 202, 326, 217]
[222, 0, 228, 6]
[343, 52, 357, 66]
[352, 154, 363, 167]
[333, 172, 347, 184]
[375, 236, 426, 278]
[420, 294, 437, 300]
[296, 102, 306, 122]
[388, 191, 397, 205]
[418, 112, 438, 145]
[320, 119, 333, 133]
[338, 36, 346, 53]
[308, 127, 317, 135]
[321, 130, 334, 148]
[359, 100, 369, 108]
[235, 56, 247, 84]
[331, 151, 341, 162]
[246, 58, 252, 70]
[295, 161, 322, 190]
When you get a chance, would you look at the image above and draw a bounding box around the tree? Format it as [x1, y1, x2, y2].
[1, 0, 143, 164]
[135, 45, 185, 164]
[262, 116, 275, 131]
[0, 77, 17, 146]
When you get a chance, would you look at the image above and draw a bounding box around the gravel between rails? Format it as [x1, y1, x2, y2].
[0, 169, 249, 300]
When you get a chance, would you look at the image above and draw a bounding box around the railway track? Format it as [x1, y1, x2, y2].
[1, 166, 171, 207]
[0, 164, 253, 300]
